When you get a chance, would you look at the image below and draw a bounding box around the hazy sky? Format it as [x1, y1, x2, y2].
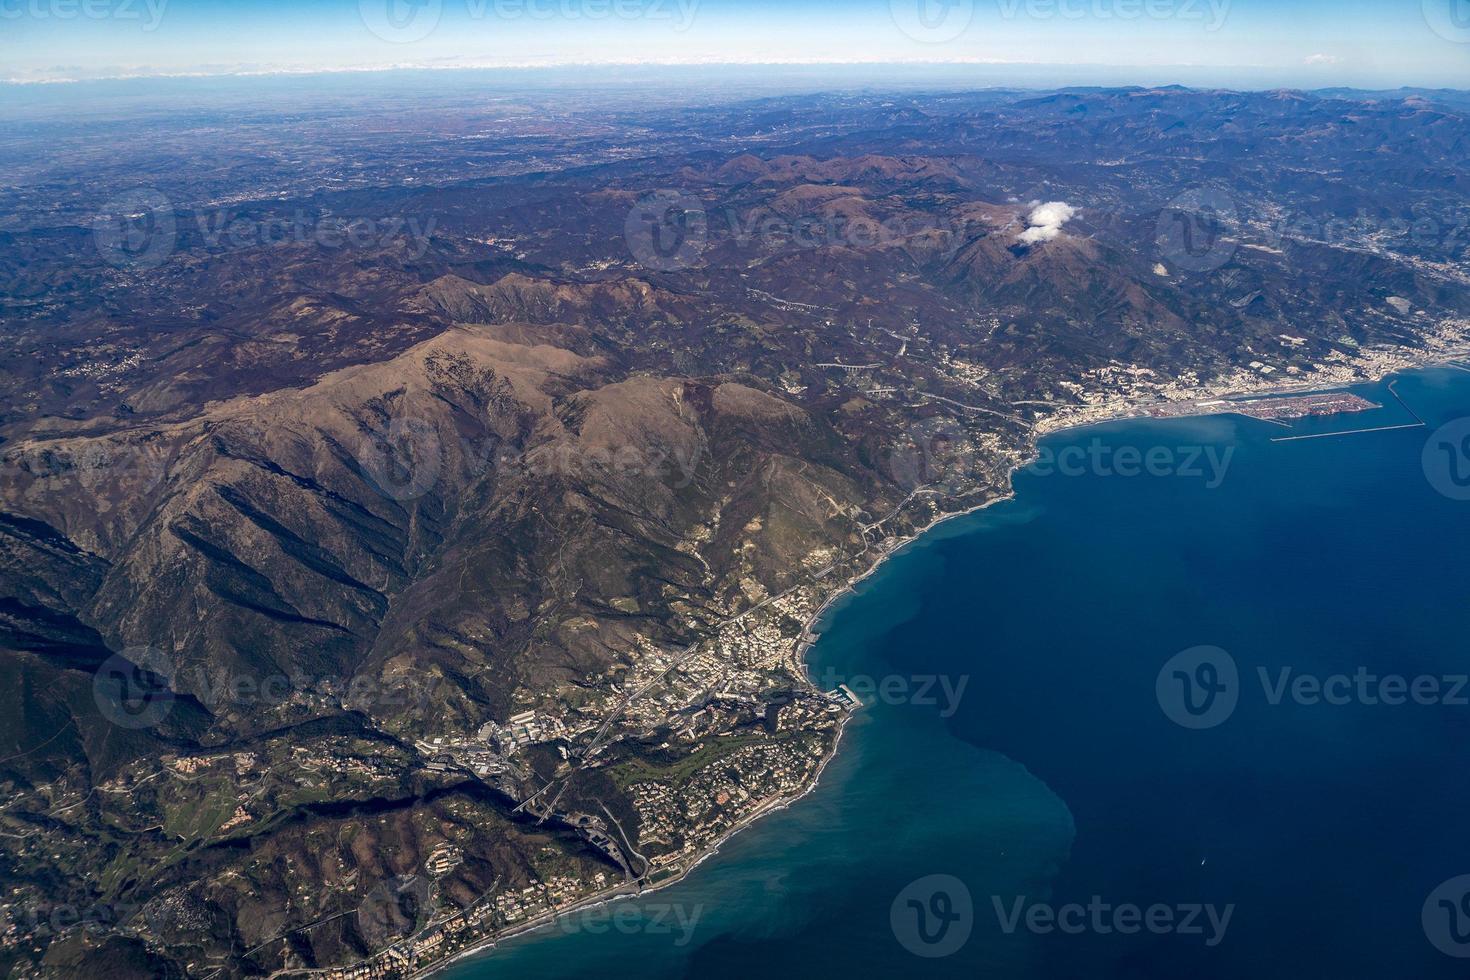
[1, 0, 1466, 86]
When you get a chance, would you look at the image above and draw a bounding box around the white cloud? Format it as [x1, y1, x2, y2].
[1304, 53, 1340, 66]
[1017, 201, 1078, 245]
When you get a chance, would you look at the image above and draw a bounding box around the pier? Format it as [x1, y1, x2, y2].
[1269, 380, 1427, 442]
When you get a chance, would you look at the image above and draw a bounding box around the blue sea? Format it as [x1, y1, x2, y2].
[446, 366, 1470, 979]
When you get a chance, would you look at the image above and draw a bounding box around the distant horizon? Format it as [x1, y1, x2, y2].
[3, 60, 1467, 97]
[4, 0, 1467, 89]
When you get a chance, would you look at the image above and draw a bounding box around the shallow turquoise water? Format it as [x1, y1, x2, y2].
[447, 366, 1470, 979]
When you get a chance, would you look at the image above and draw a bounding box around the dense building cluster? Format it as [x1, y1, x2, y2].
[632, 733, 829, 871]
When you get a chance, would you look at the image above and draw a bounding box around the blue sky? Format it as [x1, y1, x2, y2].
[1, 0, 1466, 86]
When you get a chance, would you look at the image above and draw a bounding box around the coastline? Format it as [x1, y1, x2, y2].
[410, 702, 855, 980]
[404, 345, 1470, 980]
[798, 341, 1470, 668]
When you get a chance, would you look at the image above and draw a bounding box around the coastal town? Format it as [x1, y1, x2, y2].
[294, 308, 1470, 978]
[9, 314, 1468, 980]
[122, 309, 1464, 980]
[5, 57, 1470, 980]
[1032, 318, 1470, 435]
[290, 566, 864, 979]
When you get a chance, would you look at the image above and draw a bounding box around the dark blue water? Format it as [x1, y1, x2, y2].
[448, 366, 1470, 979]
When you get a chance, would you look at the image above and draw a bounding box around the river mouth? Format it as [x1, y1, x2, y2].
[445, 366, 1470, 980]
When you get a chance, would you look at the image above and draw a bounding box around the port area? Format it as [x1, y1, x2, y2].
[1140, 390, 1382, 424]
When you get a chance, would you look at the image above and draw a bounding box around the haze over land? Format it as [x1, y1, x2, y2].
[4, 0, 1468, 87]
[1, 67, 1468, 975]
